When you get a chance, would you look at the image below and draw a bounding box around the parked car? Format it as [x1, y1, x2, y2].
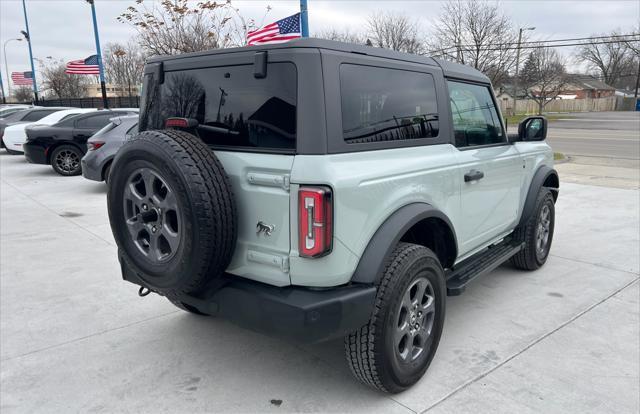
[23, 109, 138, 176]
[2, 108, 97, 154]
[0, 107, 68, 152]
[0, 105, 31, 119]
[81, 114, 138, 183]
[106, 39, 559, 393]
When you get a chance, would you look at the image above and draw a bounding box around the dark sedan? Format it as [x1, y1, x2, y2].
[81, 114, 138, 183]
[23, 109, 138, 176]
[1, 107, 67, 153]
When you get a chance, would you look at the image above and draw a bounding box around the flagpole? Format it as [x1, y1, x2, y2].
[300, 0, 309, 37]
[0, 72, 6, 104]
[85, 0, 108, 109]
[21, 0, 38, 104]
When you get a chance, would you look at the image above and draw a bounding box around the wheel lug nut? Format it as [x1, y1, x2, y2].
[152, 226, 157, 233]
[142, 204, 148, 211]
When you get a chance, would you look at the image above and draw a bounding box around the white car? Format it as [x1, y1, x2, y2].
[2, 108, 97, 154]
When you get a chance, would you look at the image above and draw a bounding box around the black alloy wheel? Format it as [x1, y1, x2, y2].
[123, 167, 180, 263]
[394, 277, 437, 363]
[51, 145, 83, 176]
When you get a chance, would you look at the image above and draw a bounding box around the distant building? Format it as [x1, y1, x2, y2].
[83, 83, 140, 98]
[555, 75, 615, 99]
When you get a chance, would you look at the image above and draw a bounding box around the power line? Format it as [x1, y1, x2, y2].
[428, 33, 640, 55]
[429, 38, 640, 58]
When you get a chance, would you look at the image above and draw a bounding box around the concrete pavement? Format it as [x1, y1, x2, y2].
[1, 152, 639, 413]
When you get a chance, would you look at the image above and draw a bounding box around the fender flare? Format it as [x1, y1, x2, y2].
[518, 166, 559, 227]
[350, 203, 458, 285]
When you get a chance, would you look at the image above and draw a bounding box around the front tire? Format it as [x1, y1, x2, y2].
[512, 188, 555, 270]
[51, 145, 83, 176]
[345, 243, 446, 393]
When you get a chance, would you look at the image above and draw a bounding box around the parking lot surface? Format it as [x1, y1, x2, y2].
[1, 152, 639, 413]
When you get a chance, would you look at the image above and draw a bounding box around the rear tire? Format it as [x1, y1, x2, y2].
[512, 188, 555, 270]
[51, 145, 83, 176]
[345, 242, 446, 393]
[168, 297, 209, 316]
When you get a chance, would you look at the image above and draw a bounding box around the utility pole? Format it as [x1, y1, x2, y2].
[300, 0, 309, 37]
[634, 59, 639, 98]
[85, 0, 108, 109]
[513, 26, 535, 116]
[21, 0, 38, 104]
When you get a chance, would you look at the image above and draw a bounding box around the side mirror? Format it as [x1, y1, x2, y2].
[518, 116, 547, 141]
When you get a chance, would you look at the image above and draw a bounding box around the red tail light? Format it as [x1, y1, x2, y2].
[87, 141, 105, 151]
[298, 186, 333, 258]
[165, 117, 198, 129]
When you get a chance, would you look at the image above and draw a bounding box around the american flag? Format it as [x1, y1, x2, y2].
[247, 13, 302, 46]
[65, 55, 100, 75]
[11, 71, 33, 86]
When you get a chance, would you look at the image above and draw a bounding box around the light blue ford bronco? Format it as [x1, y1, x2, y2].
[107, 39, 559, 393]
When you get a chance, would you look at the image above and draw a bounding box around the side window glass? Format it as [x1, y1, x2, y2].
[22, 110, 55, 122]
[340, 65, 439, 143]
[76, 114, 112, 129]
[447, 81, 504, 147]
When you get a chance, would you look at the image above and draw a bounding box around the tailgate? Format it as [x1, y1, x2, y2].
[215, 151, 294, 286]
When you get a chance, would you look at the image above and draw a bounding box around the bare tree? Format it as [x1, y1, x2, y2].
[13, 86, 33, 103]
[366, 11, 423, 54]
[41, 60, 90, 99]
[118, 0, 269, 55]
[104, 41, 146, 97]
[577, 31, 631, 86]
[521, 48, 568, 114]
[316, 28, 366, 45]
[430, 0, 520, 86]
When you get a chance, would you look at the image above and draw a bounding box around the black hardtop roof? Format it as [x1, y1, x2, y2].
[147, 38, 490, 84]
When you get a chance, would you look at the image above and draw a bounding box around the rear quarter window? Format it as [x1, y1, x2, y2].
[152, 62, 297, 151]
[340, 64, 439, 144]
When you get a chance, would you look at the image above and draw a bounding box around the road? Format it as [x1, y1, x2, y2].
[1, 150, 639, 413]
[546, 111, 640, 160]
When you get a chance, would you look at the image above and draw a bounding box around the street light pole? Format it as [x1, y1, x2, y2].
[3, 38, 22, 98]
[85, 0, 108, 109]
[513, 26, 535, 115]
[21, 0, 39, 104]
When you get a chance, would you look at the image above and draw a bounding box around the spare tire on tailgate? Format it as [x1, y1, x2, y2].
[107, 129, 237, 297]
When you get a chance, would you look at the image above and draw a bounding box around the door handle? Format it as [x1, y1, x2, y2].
[464, 169, 484, 182]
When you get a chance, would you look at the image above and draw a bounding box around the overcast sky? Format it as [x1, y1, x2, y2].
[1, 0, 638, 89]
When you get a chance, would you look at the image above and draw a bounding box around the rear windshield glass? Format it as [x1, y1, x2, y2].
[340, 64, 439, 144]
[145, 62, 297, 151]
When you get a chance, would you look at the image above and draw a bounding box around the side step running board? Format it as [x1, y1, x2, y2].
[446, 241, 524, 296]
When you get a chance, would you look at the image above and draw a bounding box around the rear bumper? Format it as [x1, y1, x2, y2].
[120, 259, 376, 343]
[81, 157, 103, 181]
[23, 142, 47, 164]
